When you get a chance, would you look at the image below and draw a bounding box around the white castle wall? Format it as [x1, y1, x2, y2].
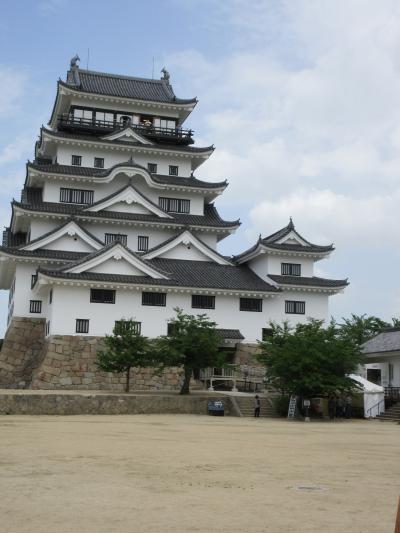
[248, 254, 315, 279]
[45, 284, 330, 342]
[55, 146, 193, 177]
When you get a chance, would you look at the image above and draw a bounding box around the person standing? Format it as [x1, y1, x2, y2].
[336, 395, 344, 418]
[254, 395, 261, 418]
[328, 395, 336, 420]
[345, 394, 352, 419]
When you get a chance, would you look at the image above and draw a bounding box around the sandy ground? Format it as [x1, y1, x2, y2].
[0, 415, 398, 533]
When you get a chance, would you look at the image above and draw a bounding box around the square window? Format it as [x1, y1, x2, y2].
[29, 300, 42, 313]
[142, 292, 166, 306]
[137, 236, 149, 252]
[281, 263, 301, 276]
[239, 298, 262, 312]
[105, 233, 127, 246]
[31, 274, 38, 289]
[76, 319, 89, 334]
[71, 155, 82, 166]
[192, 295, 215, 309]
[90, 289, 116, 304]
[94, 157, 104, 169]
[148, 163, 157, 173]
[285, 300, 305, 314]
[169, 165, 178, 176]
[262, 328, 274, 341]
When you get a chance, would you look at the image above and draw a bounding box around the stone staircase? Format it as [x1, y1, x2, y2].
[232, 394, 278, 418]
[377, 402, 400, 422]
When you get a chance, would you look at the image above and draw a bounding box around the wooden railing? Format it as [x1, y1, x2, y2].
[384, 386, 400, 399]
[57, 114, 194, 144]
[199, 365, 265, 392]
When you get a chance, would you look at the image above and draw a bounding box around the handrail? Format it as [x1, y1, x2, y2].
[366, 398, 385, 418]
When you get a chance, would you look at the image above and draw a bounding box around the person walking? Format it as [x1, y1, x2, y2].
[254, 395, 261, 418]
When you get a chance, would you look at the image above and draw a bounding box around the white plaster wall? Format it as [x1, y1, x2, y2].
[43, 235, 97, 253]
[364, 359, 400, 387]
[12, 263, 48, 318]
[55, 145, 193, 177]
[248, 254, 314, 279]
[88, 259, 145, 275]
[156, 243, 214, 261]
[47, 285, 331, 341]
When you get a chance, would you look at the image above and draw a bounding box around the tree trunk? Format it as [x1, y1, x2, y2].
[180, 366, 192, 395]
[125, 367, 131, 393]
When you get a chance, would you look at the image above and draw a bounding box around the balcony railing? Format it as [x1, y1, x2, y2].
[384, 386, 400, 400]
[57, 114, 194, 145]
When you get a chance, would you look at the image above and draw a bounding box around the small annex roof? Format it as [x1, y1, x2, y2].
[361, 328, 400, 356]
[27, 161, 228, 191]
[0, 247, 87, 262]
[64, 67, 197, 105]
[143, 229, 233, 265]
[21, 218, 103, 252]
[37, 257, 280, 294]
[215, 329, 244, 340]
[83, 183, 173, 219]
[234, 218, 334, 263]
[268, 274, 349, 291]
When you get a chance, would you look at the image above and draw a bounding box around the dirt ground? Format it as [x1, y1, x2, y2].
[0, 415, 398, 533]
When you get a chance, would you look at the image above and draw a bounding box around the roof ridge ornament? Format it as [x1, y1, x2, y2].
[288, 217, 295, 230]
[161, 67, 170, 83]
[70, 54, 80, 69]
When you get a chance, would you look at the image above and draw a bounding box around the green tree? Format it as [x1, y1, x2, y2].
[156, 308, 224, 394]
[97, 320, 157, 392]
[257, 320, 363, 398]
[338, 314, 390, 347]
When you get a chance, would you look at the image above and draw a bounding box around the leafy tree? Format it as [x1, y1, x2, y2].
[257, 320, 363, 398]
[97, 320, 158, 392]
[337, 314, 391, 347]
[156, 308, 224, 394]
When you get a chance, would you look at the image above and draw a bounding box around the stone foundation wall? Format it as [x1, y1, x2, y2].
[0, 317, 46, 388]
[0, 391, 234, 416]
[233, 343, 264, 368]
[31, 335, 183, 391]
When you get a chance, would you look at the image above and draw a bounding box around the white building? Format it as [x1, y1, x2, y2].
[0, 58, 348, 389]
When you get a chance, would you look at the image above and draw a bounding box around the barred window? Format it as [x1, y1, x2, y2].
[192, 295, 215, 309]
[29, 300, 42, 313]
[281, 263, 301, 276]
[94, 157, 104, 168]
[115, 320, 141, 335]
[285, 300, 305, 314]
[142, 292, 166, 306]
[167, 322, 178, 336]
[90, 289, 115, 304]
[169, 165, 178, 176]
[31, 274, 38, 289]
[60, 188, 94, 204]
[137, 236, 149, 252]
[148, 163, 157, 173]
[76, 319, 89, 334]
[71, 155, 82, 166]
[159, 197, 190, 213]
[104, 233, 127, 245]
[239, 298, 263, 312]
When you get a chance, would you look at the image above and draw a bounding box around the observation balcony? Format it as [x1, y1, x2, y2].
[57, 114, 194, 145]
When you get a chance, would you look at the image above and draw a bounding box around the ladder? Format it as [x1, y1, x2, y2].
[287, 395, 297, 419]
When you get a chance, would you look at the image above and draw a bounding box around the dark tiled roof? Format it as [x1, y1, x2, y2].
[234, 219, 333, 261]
[63, 68, 197, 105]
[215, 329, 244, 340]
[40, 258, 279, 293]
[13, 200, 240, 229]
[0, 247, 87, 261]
[40, 128, 212, 154]
[362, 329, 400, 355]
[268, 274, 348, 288]
[28, 161, 227, 190]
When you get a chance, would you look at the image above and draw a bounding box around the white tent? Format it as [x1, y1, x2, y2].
[349, 374, 385, 418]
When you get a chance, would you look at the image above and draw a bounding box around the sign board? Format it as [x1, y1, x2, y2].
[303, 399, 311, 407]
[208, 400, 224, 411]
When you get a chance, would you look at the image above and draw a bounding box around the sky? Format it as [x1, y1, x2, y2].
[1, 0, 400, 333]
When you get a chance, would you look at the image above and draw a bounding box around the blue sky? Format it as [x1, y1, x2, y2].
[1, 0, 400, 333]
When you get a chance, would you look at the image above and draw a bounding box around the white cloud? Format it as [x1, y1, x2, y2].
[0, 137, 32, 166]
[38, 0, 67, 15]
